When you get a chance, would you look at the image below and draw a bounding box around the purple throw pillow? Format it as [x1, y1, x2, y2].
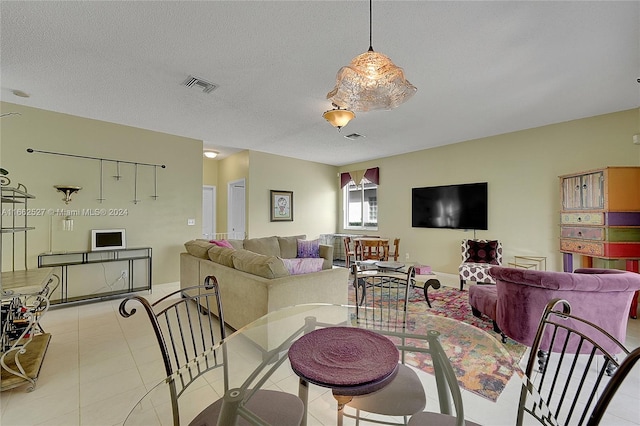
[282, 258, 324, 275]
[297, 239, 320, 258]
[210, 239, 235, 249]
[468, 240, 499, 264]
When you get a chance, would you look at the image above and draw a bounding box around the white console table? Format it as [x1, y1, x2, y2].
[37, 247, 152, 305]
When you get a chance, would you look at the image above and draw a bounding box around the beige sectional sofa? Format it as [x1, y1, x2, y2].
[180, 235, 349, 330]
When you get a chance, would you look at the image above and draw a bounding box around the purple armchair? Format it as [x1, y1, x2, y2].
[489, 266, 640, 354]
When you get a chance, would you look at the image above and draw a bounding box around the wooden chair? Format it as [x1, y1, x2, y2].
[387, 238, 400, 261]
[119, 276, 304, 426]
[344, 236, 357, 268]
[360, 239, 385, 261]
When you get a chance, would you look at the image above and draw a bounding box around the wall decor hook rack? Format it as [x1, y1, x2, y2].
[27, 148, 166, 203]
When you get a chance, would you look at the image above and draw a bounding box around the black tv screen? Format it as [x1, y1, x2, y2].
[412, 182, 488, 230]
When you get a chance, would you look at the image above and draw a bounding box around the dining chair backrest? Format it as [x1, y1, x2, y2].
[518, 298, 632, 426]
[388, 238, 400, 261]
[351, 264, 414, 329]
[344, 236, 357, 268]
[588, 346, 640, 425]
[405, 329, 468, 426]
[119, 276, 305, 426]
[347, 325, 466, 426]
[360, 238, 385, 261]
[119, 276, 226, 379]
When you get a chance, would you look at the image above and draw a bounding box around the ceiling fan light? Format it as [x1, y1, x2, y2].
[323, 106, 355, 131]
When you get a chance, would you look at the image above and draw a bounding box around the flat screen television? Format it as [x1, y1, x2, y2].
[412, 182, 488, 230]
[91, 229, 126, 251]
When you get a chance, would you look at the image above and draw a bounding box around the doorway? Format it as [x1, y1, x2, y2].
[202, 185, 216, 239]
[228, 179, 246, 239]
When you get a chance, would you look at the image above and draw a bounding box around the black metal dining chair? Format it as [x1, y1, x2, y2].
[346, 264, 471, 425]
[517, 298, 636, 426]
[588, 346, 640, 425]
[345, 327, 472, 426]
[119, 276, 304, 426]
[406, 330, 480, 426]
[352, 264, 414, 326]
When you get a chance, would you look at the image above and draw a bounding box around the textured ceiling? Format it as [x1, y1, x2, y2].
[1, 1, 638, 166]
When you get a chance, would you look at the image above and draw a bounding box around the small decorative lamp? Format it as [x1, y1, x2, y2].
[54, 185, 82, 204]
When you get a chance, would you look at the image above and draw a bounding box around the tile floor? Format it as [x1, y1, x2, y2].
[1, 282, 639, 425]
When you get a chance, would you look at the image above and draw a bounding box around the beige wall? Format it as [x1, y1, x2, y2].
[340, 109, 640, 284]
[1, 102, 203, 285]
[4, 102, 637, 288]
[246, 151, 338, 239]
[203, 157, 218, 186]
[208, 151, 337, 240]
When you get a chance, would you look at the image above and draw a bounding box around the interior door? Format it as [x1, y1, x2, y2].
[202, 186, 216, 239]
[228, 179, 246, 239]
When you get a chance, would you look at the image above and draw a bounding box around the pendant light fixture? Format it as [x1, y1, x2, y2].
[323, 103, 356, 131]
[326, 0, 417, 112]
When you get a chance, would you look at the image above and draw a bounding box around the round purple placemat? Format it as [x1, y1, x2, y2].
[288, 327, 399, 390]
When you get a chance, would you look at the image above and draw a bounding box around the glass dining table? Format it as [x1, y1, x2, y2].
[122, 303, 554, 426]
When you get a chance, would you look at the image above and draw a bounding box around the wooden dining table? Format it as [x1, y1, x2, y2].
[353, 237, 389, 261]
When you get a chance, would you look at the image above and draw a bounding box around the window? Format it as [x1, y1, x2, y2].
[344, 180, 378, 229]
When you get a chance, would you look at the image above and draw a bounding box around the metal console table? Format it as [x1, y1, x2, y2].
[38, 247, 152, 305]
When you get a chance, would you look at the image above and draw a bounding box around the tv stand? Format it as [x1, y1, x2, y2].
[37, 247, 152, 305]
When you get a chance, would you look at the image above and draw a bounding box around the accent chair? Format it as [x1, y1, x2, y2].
[486, 266, 640, 352]
[458, 239, 502, 290]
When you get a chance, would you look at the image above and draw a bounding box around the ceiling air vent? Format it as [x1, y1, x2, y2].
[182, 76, 218, 93]
[344, 133, 365, 141]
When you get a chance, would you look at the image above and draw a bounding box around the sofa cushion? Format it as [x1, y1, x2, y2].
[226, 239, 244, 250]
[184, 240, 214, 259]
[278, 235, 306, 259]
[281, 258, 324, 275]
[243, 236, 281, 257]
[210, 239, 235, 249]
[208, 246, 236, 268]
[297, 239, 320, 258]
[232, 249, 289, 279]
[467, 240, 500, 264]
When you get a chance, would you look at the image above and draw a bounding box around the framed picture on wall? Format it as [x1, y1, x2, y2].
[270, 190, 293, 222]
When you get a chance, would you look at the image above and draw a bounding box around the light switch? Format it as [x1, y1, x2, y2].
[187, 218, 196, 226]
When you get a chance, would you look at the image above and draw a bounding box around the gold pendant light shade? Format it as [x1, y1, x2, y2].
[323, 105, 356, 131]
[327, 48, 417, 112]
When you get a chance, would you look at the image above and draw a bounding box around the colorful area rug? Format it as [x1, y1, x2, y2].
[348, 283, 527, 401]
[423, 286, 527, 361]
